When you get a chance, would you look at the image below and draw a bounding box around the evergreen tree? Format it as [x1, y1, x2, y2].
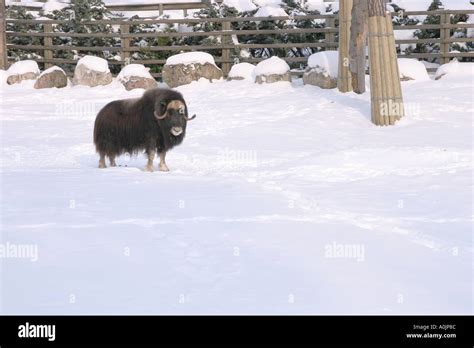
[41, 0, 118, 73]
[6, 6, 43, 62]
[127, 15, 178, 75]
[413, 0, 444, 61]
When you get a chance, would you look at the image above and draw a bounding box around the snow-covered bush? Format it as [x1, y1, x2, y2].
[126, 15, 180, 76]
[6, 6, 43, 62]
[411, 0, 473, 63]
[40, 0, 118, 73]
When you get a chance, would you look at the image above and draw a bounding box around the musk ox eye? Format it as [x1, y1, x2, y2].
[178, 106, 185, 115]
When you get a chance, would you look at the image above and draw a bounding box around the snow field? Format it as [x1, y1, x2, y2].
[0, 68, 472, 314]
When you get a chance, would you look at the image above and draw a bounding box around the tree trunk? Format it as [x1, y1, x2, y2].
[0, 0, 7, 70]
[349, 0, 368, 94]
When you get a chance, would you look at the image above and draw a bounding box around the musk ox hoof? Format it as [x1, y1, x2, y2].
[98, 163, 106, 169]
[159, 163, 170, 172]
[145, 165, 154, 172]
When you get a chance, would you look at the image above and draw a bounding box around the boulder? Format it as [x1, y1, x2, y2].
[162, 52, 223, 88]
[255, 72, 291, 84]
[34, 66, 68, 89]
[6, 60, 40, 85]
[121, 76, 157, 90]
[303, 70, 337, 89]
[117, 64, 157, 90]
[254, 56, 291, 84]
[72, 55, 112, 87]
[303, 51, 338, 89]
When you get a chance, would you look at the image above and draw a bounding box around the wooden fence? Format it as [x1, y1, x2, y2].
[4, 9, 474, 78]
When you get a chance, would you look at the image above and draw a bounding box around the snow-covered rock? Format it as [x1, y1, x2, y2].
[397, 58, 430, 81]
[435, 59, 474, 80]
[165, 52, 217, 67]
[303, 51, 338, 89]
[254, 56, 291, 84]
[162, 52, 223, 88]
[72, 55, 112, 87]
[117, 64, 157, 91]
[307, 50, 339, 78]
[34, 66, 68, 89]
[227, 63, 255, 81]
[6, 60, 40, 85]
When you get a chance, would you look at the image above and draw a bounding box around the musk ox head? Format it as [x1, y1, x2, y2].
[153, 93, 196, 137]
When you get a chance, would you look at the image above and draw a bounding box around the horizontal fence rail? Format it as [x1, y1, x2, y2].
[5, 10, 474, 78]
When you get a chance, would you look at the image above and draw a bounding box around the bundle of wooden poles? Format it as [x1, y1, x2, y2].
[367, 0, 404, 125]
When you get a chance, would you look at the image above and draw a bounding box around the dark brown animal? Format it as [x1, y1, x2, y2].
[93, 88, 196, 171]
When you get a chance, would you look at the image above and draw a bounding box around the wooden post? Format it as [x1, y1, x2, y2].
[337, 0, 353, 93]
[0, 0, 8, 70]
[368, 0, 404, 126]
[121, 24, 130, 67]
[440, 13, 450, 64]
[43, 23, 53, 69]
[325, 16, 336, 50]
[159, 4, 164, 16]
[349, 0, 368, 94]
[221, 20, 231, 77]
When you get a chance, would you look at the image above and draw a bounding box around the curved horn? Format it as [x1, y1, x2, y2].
[154, 110, 167, 120]
[185, 114, 196, 121]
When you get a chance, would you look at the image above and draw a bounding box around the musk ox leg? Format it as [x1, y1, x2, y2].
[109, 155, 117, 167]
[159, 152, 169, 172]
[98, 153, 107, 169]
[145, 150, 155, 172]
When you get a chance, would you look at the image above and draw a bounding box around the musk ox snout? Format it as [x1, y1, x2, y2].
[171, 126, 183, 136]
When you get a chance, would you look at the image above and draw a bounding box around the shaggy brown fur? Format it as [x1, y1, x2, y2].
[93, 88, 193, 170]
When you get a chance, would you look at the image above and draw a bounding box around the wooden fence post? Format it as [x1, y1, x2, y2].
[440, 12, 451, 64]
[121, 24, 130, 67]
[325, 16, 336, 49]
[0, 0, 8, 70]
[368, 0, 404, 126]
[337, 0, 353, 93]
[43, 23, 53, 69]
[221, 20, 231, 77]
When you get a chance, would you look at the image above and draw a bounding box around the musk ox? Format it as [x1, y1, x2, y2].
[93, 88, 196, 171]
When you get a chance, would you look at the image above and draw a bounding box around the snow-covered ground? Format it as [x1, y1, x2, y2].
[0, 72, 472, 314]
